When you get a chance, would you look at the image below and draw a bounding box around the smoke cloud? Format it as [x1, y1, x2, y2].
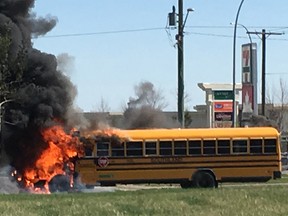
[57, 53, 75, 76]
[123, 81, 179, 129]
[0, 0, 78, 184]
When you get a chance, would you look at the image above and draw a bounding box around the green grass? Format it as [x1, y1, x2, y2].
[1, 185, 288, 216]
[269, 174, 288, 183]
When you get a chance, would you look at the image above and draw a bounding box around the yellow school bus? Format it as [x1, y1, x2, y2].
[75, 127, 282, 188]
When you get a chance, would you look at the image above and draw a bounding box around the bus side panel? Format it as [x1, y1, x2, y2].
[74, 159, 98, 184]
[92, 154, 281, 184]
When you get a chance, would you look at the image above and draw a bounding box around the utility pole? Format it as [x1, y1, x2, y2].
[177, 0, 184, 128]
[168, 1, 193, 128]
[248, 29, 283, 116]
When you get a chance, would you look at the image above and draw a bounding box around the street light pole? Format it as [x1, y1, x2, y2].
[232, 0, 245, 127]
[236, 23, 252, 44]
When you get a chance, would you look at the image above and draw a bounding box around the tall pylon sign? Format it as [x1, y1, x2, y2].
[241, 43, 257, 122]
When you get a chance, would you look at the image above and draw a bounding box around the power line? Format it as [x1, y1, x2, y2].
[186, 25, 288, 30]
[34, 26, 288, 40]
[33, 27, 165, 38]
[185, 31, 288, 41]
[266, 73, 288, 75]
[185, 31, 232, 38]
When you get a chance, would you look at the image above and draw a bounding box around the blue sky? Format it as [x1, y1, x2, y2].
[32, 0, 288, 112]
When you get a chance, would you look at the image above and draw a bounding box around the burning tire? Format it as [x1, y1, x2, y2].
[48, 174, 70, 193]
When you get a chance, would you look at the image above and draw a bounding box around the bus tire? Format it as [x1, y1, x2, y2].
[193, 171, 216, 188]
[48, 174, 70, 193]
[180, 181, 193, 189]
[100, 182, 116, 187]
[86, 184, 95, 189]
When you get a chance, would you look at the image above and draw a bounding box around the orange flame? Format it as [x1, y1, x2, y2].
[82, 127, 129, 139]
[17, 125, 83, 193]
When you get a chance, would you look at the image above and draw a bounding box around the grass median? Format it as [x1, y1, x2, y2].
[0, 182, 288, 216]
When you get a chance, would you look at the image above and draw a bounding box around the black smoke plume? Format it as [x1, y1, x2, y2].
[0, 1, 77, 177]
[123, 81, 179, 129]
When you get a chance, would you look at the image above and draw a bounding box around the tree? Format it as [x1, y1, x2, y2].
[0, 24, 12, 100]
[266, 78, 288, 132]
[246, 78, 288, 131]
[183, 92, 193, 128]
[0, 24, 27, 160]
[0, 24, 26, 102]
[96, 97, 111, 113]
[128, 81, 168, 110]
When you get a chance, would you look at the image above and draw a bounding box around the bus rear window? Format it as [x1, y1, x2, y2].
[264, 139, 277, 153]
[250, 139, 262, 154]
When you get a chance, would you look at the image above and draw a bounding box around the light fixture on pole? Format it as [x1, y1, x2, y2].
[230, 22, 252, 44]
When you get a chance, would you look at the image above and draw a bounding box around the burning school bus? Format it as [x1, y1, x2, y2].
[74, 127, 282, 188]
[9, 126, 281, 192]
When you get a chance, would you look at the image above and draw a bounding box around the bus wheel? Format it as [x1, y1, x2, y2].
[193, 171, 216, 188]
[180, 181, 193, 189]
[48, 174, 70, 193]
[86, 184, 95, 189]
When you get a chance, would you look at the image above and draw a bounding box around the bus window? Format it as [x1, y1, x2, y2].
[84, 145, 93, 157]
[145, 141, 157, 155]
[111, 144, 124, 157]
[127, 141, 143, 156]
[97, 142, 109, 156]
[203, 140, 216, 155]
[217, 139, 230, 154]
[174, 140, 187, 155]
[232, 139, 247, 153]
[264, 139, 277, 153]
[81, 137, 94, 157]
[188, 140, 201, 155]
[159, 141, 172, 156]
[250, 139, 262, 154]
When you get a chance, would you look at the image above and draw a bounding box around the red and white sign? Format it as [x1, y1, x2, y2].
[213, 101, 233, 128]
[242, 84, 254, 111]
[242, 44, 252, 84]
[242, 45, 251, 68]
[213, 101, 233, 112]
[98, 157, 109, 167]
